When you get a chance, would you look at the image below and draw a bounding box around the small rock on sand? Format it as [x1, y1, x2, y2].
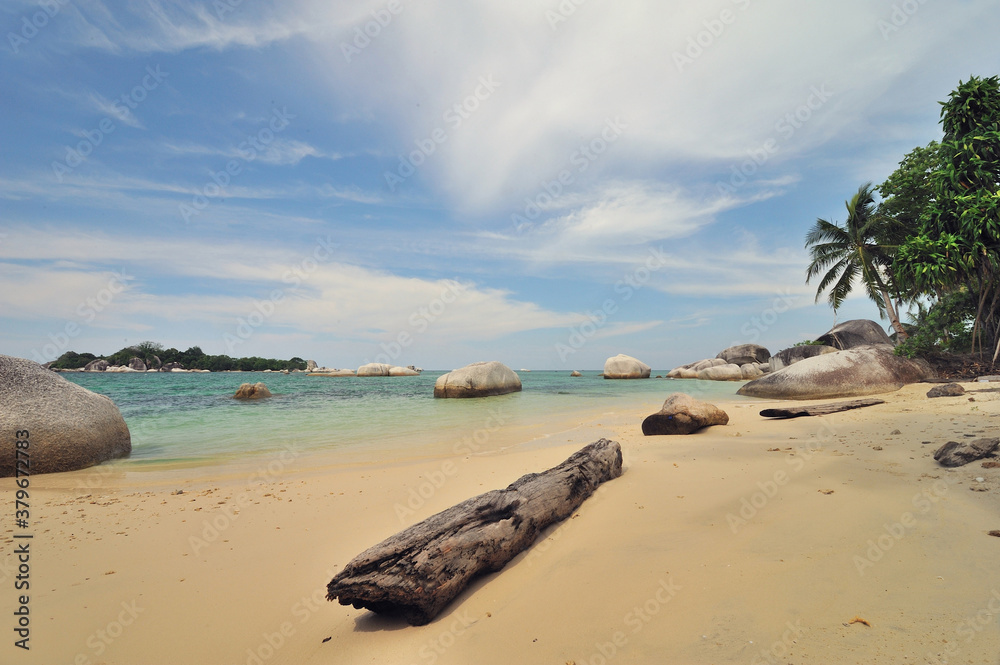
[934, 438, 1000, 468]
[927, 383, 966, 398]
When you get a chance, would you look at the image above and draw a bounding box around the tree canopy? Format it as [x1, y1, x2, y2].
[809, 75, 1000, 360]
[48, 342, 307, 371]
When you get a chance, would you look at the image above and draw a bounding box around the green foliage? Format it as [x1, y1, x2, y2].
[105, 347, 137, 367]
[895, 290, 975, 358]
[792, 340, 826, 347]
[895, 76, 1000, 354]
[877, 141, 942, 239]
[805, 182, 907, 336]
[60, 342, 306, 371]
[894, 232, 966, 295]
[134, 340, 164, 357]
[919, 77, 1000, 269]
[48, 351, 98, 369]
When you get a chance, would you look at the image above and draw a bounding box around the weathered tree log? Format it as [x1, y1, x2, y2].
[326, 438, 623, 625]
[759, 398, 885, 419]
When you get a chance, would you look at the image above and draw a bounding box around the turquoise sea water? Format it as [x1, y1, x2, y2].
[62, 371, 748, 469]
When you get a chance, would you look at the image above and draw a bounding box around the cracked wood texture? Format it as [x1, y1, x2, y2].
[326, 438, 623, 625]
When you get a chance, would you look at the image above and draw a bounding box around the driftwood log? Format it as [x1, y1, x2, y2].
[327, 438, 623, 625]
[760, 398, 885, 419]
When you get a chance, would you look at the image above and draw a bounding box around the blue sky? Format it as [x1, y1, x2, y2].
[1, 0, 998, 370]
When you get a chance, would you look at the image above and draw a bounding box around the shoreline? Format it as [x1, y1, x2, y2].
[5, 384, 1000, 664]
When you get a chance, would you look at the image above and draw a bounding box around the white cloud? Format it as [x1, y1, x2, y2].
[159, 138, 343, 165]
[0, 228, 581, 346]
[42, 1, 998, 219]
[87, 92, 143, 129]
[309, 0, 994, 214]
[57, 0, 322, 53]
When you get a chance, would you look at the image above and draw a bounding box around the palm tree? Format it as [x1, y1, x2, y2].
[805, 182, 908, 339]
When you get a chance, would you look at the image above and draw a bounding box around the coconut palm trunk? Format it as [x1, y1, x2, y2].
[806, 182, 908, 340]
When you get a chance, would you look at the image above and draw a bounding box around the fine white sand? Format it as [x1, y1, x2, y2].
[5, 382, 1000, 664]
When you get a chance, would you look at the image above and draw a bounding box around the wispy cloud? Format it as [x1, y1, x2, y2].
[86, 92, 143, 129]
[0, 228, 581, 345]
[158, 138, 344, 165]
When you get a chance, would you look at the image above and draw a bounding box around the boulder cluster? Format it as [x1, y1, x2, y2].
[666, 320, 936, 400]
[309, 363, 423, 377]
[73, 357, 210, 373]
[668, 343, 772, 381]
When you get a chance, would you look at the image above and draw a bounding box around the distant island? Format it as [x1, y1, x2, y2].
[47, 341, 308, 373]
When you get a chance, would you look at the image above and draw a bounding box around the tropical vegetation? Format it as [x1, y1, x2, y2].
[806, 75, 1000, 361]
[48, 341, 307, 372]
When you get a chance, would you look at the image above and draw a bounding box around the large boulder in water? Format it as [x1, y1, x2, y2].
[389, 366, 420, 376]
[716, 344, 770, 365]
[768, 345, 838, 372]
[641, 393, 730, 435]
[306, 359, 318, 371]
[128, 357, 147, 372]
[0, 354, 131, 477]
[816, 319, 893, 350]
[357, 363, 393, 377]
[604, 354, 651, 379]
[84, 359, 109, 372]
[234, 382, 272, 399]
[434, 361, 522, 398]
[738, 345, 934, 400]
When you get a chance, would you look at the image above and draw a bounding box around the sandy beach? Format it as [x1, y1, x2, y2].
[5, 383, 1000, 665]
